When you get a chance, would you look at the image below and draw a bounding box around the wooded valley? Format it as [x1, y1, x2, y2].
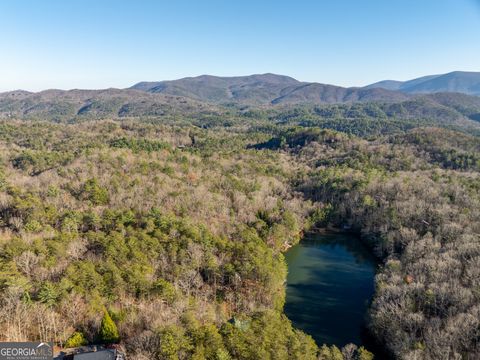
[0, 96, 479, 359]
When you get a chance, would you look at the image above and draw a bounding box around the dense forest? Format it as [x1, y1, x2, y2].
[0, 99, 479, 359]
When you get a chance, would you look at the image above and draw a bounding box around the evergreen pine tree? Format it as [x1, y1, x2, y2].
[99, 310, 120, 344]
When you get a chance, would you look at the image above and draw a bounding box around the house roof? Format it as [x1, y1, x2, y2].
[73, 349, 116, 360]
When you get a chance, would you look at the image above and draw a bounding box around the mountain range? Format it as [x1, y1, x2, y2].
[365, 71, 480, 95]
[1, 71, 480, 133]
[131, 73, 409, 105]
[131, 71, 480, 105]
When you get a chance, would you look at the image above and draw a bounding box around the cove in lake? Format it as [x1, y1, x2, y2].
[284, 232, 377, 348]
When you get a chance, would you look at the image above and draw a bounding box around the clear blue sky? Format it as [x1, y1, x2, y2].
[1, 0, 479, 91]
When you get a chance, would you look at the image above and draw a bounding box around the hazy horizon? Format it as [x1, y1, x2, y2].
[1, 70, 478, 93]
[1, 0, 479, 92]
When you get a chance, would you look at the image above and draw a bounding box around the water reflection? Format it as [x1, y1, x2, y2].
[284, 232, 377, 347]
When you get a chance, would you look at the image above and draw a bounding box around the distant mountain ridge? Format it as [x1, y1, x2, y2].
[0, 88, 218, 121]
[365, 71, 480, 95]
[131, 73, 409, 105]
[1, 72, 480, 132]
[131, 71, 480, 105]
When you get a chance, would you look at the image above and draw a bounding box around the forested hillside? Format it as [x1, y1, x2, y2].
[0, 104, 479, 359]
[1, 88, 480, 138]
[271, 127, 480, 358]
[0, 120, 324, 359]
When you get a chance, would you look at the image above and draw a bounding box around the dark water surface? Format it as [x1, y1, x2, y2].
[284, 232, 377, 348]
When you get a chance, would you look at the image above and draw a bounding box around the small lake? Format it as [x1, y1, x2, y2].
[284, 232, 377, 348]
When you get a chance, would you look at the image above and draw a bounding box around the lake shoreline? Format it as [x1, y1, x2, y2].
[284, 229, 391, 358]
